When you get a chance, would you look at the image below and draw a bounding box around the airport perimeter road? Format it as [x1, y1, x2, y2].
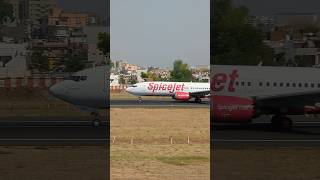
[212, 116, 320, 147]
[110, 99, 209, 108]
[0, 118, 108, 145]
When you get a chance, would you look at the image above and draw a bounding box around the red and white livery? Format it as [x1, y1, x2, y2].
[126, 81, 210, 103]
[212, 65, 320, 129]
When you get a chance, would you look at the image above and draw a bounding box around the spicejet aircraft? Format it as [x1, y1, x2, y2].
[126, 81, 210, 103]
[212, 65, 320, 129]
[49, 66, 109, 126]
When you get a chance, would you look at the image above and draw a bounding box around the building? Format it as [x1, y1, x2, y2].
[110, 73, 119, 86]
[28, 0, 57, 28]
[48, 7, 94, 27]
[0, 43, 29, 77]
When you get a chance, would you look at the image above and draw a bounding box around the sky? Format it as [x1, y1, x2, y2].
[111, 0, 210, 68]
[233, 0, 320, 16]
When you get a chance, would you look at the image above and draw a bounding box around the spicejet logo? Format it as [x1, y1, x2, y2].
[212, 69, 238, 92]
[148, 83, 185, 93]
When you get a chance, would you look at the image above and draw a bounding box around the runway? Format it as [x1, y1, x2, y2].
[110, 99, 209, 108]
[212, 116, 320, 147]
[0, 117, 108, 145]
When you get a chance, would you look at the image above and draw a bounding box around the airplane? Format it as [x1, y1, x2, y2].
[49, 66, 109, 126]
[212, 65, 320, 129]
[126, 81, 210, 103]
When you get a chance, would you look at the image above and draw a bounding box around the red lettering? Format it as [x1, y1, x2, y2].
[153, 84, 159, 92]
[212, 69, 239, 92]
[168, 84, 173, 91]
[162, 84, 167, 90]
[176, 84, 181, 91]
[228, 70, 238, 92]
[148, 83, 154, 90]
[212, 73, 227, 91]
[181, 84, 185, 91]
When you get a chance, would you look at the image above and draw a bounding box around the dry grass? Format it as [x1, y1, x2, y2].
[213, 148, 320, 180]
[0, 146, 108, 180]
[110, 108, 210, 179]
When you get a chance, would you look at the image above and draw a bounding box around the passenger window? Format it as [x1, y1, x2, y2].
[280, 83, 283, 87]
[241, 82, 245, 86]
[305, 83, 308, 88]
[311, 83, 315, 88]
[266, 82, 270, 87]
[259, 82, 262, 86]
[286, 83, 290, 87]
[298, 83, 302, 87]
[247, 82, 251, 86]
[292, 83, 296, 87]
[273, 82, 277, 87]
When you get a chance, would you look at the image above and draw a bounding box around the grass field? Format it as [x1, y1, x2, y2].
[110, 108, 210, 179]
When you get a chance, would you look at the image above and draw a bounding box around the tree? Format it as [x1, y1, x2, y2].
[97, 32, 110, 65]
[212, 0, 274, 65]
[0, 0, 14, 25]
[65, 51, 88, 72]
[29, 50, 49, 72]
[140, 72, 148, 79]
[170, 60, 192, 82]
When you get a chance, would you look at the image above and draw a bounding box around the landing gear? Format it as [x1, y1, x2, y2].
[271, 115, 293, 130]
[138, 96, 142, 103]
[195, 98, 202, 103]
[91, 111, 102, 127]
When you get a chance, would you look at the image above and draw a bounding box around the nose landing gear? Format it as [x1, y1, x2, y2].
[91, 111, 102, 127]
[271, 115, 293, 130]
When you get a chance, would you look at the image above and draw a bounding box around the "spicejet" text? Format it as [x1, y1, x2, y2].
[148, 83, 185, 93]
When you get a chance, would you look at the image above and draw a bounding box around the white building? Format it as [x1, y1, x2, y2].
[110, 73, 119, 86]
[0, 43, 29, 77]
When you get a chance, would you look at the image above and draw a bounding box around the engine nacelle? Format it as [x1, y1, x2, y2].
[173, 92, 190, 101]
[212, 95, 254, 122]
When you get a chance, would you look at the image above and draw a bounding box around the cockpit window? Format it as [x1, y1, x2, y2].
[64, 76, 87, 82]
[129, 84, 138, 87]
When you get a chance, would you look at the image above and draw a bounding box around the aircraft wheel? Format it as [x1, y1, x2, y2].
[280, 117, 292, 130]
[271, 116, 292, 130]
[92, 119, 101, 127]
[195, 98, 202, 103]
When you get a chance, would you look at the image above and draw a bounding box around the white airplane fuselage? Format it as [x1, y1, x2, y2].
[126, 81, 210, 97]
[212, 65, 320, 99]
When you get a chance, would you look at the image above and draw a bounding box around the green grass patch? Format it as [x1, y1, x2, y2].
[157, 155, 209, 166]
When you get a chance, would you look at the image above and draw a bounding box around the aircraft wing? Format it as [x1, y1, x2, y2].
[190, 90, 211, 98]
[254, 90, 320, 110]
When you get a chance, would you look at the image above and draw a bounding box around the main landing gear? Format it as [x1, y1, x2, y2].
[138, 96, 142, 103]
[195, 98, 202, 103]
[271, 115, 293, 130]
[91, 111, 102, 127]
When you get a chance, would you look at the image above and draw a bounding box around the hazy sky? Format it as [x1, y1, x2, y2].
[234, 0, 320, 16]
[111, 0, 210, 68]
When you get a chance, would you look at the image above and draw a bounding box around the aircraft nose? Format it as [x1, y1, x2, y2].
[49, 83, 66, 98]
[126, 87, 131, 93]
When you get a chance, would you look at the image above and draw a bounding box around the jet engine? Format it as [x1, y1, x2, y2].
[173, 92, 190, 101]
[212, 95, 255, 122]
